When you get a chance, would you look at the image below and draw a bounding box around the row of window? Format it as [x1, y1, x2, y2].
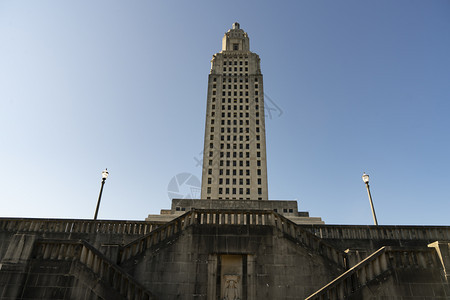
[207, 151, 262, 158]
[210, 127, 260, 134]
[211, 98, 260, 104]
[208, 143, 251, 151]
[214, 91, 259, 97]
[223, 67, 249, 72]
[212, 90, 259, 97]
[212, 84, 259, 90]
[214, 112, 260, 118]
[210, 119, 260, 126]
[211, 159, 263, 166]
[212, 77, 258, 83]
[223, 61, 248, 66]
[212, 105, 259, 111]
[207, 187, 263, 195]
[216, 169, 250, 176]
[207, 169, 263, 176]
[207, 177, 263, 185]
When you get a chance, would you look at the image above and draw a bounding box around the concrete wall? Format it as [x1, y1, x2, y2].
[129, 224, 342, 299]
[0, 216, 449, 299]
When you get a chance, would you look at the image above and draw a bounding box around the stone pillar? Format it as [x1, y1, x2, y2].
[207, 255, 218, 300]
[0, 234, 37, 299]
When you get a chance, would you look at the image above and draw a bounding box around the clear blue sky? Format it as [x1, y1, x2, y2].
[1, 1, 449, 225]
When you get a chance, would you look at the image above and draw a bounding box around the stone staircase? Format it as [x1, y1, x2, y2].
[118, 209, 347, 269]
[305, 245, 444, 299]
[32, 239, 155, 300]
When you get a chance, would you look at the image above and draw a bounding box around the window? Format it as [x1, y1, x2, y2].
[258, 178, 261, 184]
[258, 188, 262, 195]
[219, 188, 223, 194]
[207, 187, 211, 194]
[219, 178, 223, 184]
[208, 178, 212, 184]
[233, 43, 239, 50]
[208, 169, 212, 174]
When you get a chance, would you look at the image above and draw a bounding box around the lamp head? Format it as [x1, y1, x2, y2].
[362, 172, 369, 184]
[102, 168, 109, 180]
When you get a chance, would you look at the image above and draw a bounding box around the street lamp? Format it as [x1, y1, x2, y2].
[94, 168, 109, 220]
[362, 172, 378, 225]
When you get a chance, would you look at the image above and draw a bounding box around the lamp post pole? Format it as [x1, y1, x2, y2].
[94, 169, 109, 220]
[362, 172, 378, 226]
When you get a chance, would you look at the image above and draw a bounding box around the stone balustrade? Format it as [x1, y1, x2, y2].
[0, 218, 160, 235]
[306, 246, 389, 299]
[119, 209, 346, 268]
[305, 246, 438, 300]
[302, 224, 450, 241]
[34, 239, 154, 300]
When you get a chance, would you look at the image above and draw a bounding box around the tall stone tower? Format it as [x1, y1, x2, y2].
[200, 23, 268, 200]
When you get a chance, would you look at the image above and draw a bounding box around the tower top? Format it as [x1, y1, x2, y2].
[222, 22, 249, 52]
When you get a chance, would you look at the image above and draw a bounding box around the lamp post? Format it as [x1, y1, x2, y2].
[362, 172, 378, 225]
[94, 169, 109, 220]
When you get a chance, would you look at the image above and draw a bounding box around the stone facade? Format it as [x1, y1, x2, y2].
[1, 214, 450, 299]
[200, 22, 268, 200]
[146, 199, 324, 225]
